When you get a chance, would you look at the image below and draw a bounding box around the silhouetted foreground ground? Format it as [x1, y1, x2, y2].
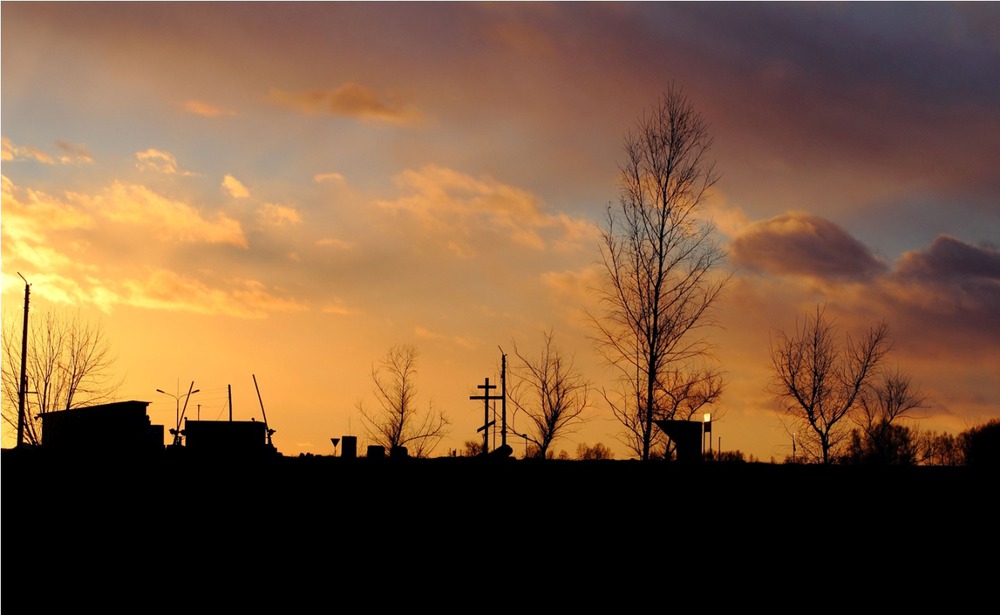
[3, 447, 996, 608]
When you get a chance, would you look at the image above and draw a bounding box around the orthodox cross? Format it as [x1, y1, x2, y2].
[470, 377, 503, 455]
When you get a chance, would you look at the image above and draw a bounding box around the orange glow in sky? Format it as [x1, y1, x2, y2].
[3, 2, 998, 460]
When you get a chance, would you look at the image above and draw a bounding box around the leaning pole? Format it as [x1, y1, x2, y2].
[16, 273, 30, 448]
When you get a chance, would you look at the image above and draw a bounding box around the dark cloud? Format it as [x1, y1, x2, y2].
[730, 212, 888, 280]
[895, 235, 1000, 281]
[885, 235, 1000, 354]
[867, 235, 1000, 364]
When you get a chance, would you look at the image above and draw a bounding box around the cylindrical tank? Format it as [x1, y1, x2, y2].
[341, 435, 357, 459]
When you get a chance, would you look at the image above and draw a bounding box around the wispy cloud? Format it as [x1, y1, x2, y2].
[122, 269, 308, 318]
[314, 172, 346, 184]
[258, 202, 302, 227]
[268, 82, 422, 124]
[375, 165, 596, 257]
[78, 181, 247, 247]
[55, 140, 94, 164]
[2, 137, 55, 164]
[179, 99, 235, 117]
[136, 149, 195, 175]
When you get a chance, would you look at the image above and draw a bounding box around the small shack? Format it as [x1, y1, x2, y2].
[39, 400, 164, 454]
[182, 418, 275, 456]
[653, 419, 705, 463]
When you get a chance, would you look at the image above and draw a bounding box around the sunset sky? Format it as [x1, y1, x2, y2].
[3, 2, 998, 461]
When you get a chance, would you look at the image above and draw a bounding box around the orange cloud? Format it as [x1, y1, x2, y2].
[314, 172, 346, 184]
[55, 140, 94, 164]
[268, 83, 422, 124]
[375, 165, 593, 257]
[258, 203, 302, 227]
[222, 174, 250, 198]
[180, 99, 235, 117]
[136, 149, 194, 175]
[122, 269, 308, 318]
[76, 181, 247, 247]
[2, 137, 55, 164]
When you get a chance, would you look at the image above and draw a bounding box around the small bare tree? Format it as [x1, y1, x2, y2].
[769, 304, 892, 464]
[507, 329, 592, 459]
[2, 308, 122, 447]
[357, 344, 449, 458]
[592, 84, 729, 460]
[852, 368, 929, 463]
[857, 368, 928, 429]
[576, 442, 615, 460]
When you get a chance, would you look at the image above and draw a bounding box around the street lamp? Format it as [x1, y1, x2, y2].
[157, 385, 200, 446]
[703, 413, 712, 458]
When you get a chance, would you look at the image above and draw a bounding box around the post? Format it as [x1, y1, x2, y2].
[500, 351, 507, 449]
[16, 273, 30, 448]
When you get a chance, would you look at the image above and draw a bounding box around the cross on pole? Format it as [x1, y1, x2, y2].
[470, 377, 503, 455]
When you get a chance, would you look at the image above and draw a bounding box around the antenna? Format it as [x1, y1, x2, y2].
[252, 374, 275, 449]
[176, 381, 197, 445]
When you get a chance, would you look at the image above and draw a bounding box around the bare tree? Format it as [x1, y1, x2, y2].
[2, 308, 122, 447]
[851, 368, 929, 464]
[591, 84, 729, 460]
[507, 329, 592, 459]
[769, 304, 892, 464]
[357, 344, 449, 458]
[576, 442, 615, 460]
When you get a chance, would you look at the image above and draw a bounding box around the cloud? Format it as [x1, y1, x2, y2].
[258, 202, 302, 227]
[321, 300, 359, 316]
[1, 176, 103, 291]
[268, 83, 422, 124]
[314, 172, 346, 184]
[895, 235, 1000, 281]
[1, 175, 95, 242]
[77, 181, 248, 247]
[55, 140, 94, 164]
[375, 165, 594, 257]
[222, 174, 251, 198]
[180, 99, 235, 117]
[730, 212, 888, 281]
[122, 269, 308, 318]
[136, 149, 194, 175]
[879, 235, 1000, 352]
[2, 137, 55, 164]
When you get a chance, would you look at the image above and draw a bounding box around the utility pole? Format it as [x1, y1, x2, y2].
[499, 348, 507, 449]
[16, 273, 30, 448]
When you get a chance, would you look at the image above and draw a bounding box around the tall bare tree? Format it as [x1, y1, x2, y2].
[592, 84, 729, 460]
[357, 344, 449, 458]
[769, 304, 892, 464]
[507, 329, 592, 459]
[2, 308, 122, 447]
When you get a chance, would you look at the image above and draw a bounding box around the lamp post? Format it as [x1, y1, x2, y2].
[703, 412, 712, 459]
[157, 384, 199, 445]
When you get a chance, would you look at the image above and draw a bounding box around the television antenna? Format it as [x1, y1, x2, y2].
[252, 374, 276, 451]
